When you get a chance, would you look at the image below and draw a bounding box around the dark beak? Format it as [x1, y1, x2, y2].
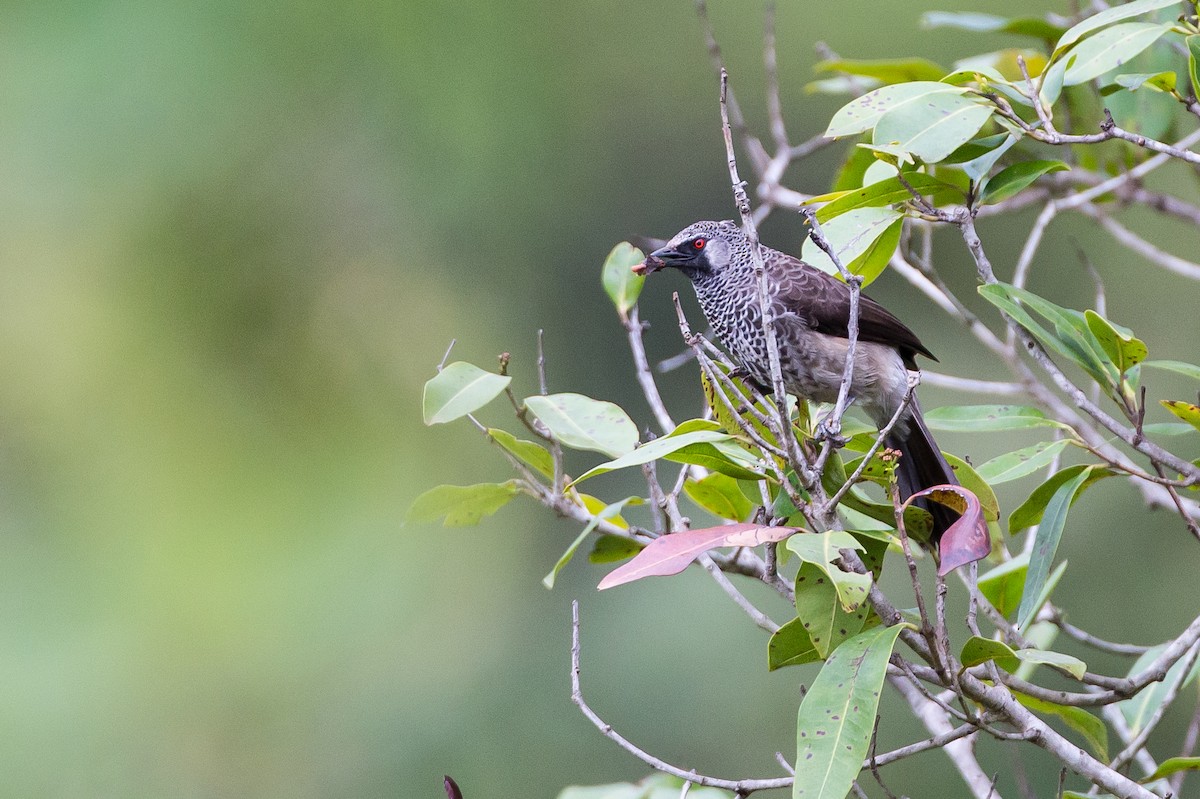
[632, 246, 687, 276]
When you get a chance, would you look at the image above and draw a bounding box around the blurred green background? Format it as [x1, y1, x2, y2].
[3, 0, 1198, 796]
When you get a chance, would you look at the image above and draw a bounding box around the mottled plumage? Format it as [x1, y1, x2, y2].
[635, 220, 958, 541]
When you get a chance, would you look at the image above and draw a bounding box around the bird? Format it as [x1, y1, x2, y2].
[633, 220, 959, 543]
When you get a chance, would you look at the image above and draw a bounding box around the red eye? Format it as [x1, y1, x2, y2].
[693, 238, 706, 250]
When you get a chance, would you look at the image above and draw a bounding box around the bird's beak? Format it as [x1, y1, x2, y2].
[632, 246, 685, 276]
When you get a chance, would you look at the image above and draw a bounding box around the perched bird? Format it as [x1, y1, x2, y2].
[633, 220, 959, 542]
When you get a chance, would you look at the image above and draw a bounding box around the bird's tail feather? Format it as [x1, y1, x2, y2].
[885, 397, 959, 546]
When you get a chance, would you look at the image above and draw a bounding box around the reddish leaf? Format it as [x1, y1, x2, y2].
[597, 523, 799, 590]
[444, 775, 463, 799]
[903, 484, 990, 576]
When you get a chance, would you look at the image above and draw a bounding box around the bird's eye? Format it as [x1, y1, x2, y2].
[692, 238, 707, 250]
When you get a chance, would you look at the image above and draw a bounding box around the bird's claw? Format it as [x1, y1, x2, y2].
[815, 417, 848, 448]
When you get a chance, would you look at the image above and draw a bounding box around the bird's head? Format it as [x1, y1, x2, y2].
[633, 220, 745, 280]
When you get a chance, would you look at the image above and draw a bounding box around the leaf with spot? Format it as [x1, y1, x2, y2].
[406, 481, 522, 527]
[601, 242, 645, 318]
[423, 362, 512, 425]
[488, 428, 554, 478]
[525, 393, 638, 458]
[598, 524, 798, 590]
[792, 624, 908, 799]
[944, 453, 1000, 521]
[1162, 400, 1200, 432]
[825, 82, 968, 138]
[769, 617, 823, 670]
[976, 439, 1072, 484]
[872, 91, 995, 163]
[794, 562, 876, 658]
[543, 497, 642, 589]
[785, 531, 872, 611]
[1061, 22, 1175, 87]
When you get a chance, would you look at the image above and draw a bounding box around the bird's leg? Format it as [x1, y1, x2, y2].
[814, 402, 852, 448]
[726, 364, 773, 397]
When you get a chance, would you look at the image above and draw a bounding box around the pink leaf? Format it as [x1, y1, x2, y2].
[597, 523, 799, 590]
[904, 484, 991, 575]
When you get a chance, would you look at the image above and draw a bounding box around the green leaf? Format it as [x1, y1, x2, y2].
[559, 774, 733, 799]
[802, 207, 904, 278]
[601, 242, 645, 317]
[1143, 422, 1197, 436]
[960, 133, 1019, 182]
[589, 534, 642, 564]
[1012, 690, 1108, 759]
[1013, 648, 1087, 679]
[1189, 35, 1200, 98]
[1009, 464, 1114, 531]
[1140, 757, 1200, 783]
[872, 92, 995, 163]
[793, 624, 908, 799]
[1017, 468, 1089, 629]
[815, 173, 961, 222]
[979, 554, 1030, 619]
[406, 481, 521, 527]
[845, 217, 903, 286]
[667, 438, 769, 481]
[423, 361, 512, 425]
[825, 82, 967, 138]
[786, 531, 871, 612]
[1119, 643, 1200, 736]
[544, 497, 642, 588]
[979, 283, 1115, 386]
[1061, 22, 1175, 87]
[922, 12, 1064, 40]
[769, 616, 822, 669]
[981, 160, 1070, 204]
[923, 404, 1065, 432]
[1111, 70, 1177, 92]
[488, 428, 554, 478]
[794, 562, 875, 658]
[525, 393, 638, 458]
[1162, 400, 1200, 432]
[684, 472, 754, 522]
[1054, 0, 1179, 56]
[961, 635, 1020, 672]
[1084, 310, 1147, 375]
[977, 439, 1072, 484]
[944, 452, 1001, 521]
[570, 428, 733, 485]
[814, 57, 947, 84]
[1142, 359, 1200, 381]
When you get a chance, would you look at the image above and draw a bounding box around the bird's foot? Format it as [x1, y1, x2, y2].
[814, 416, 849, 448]
[727, 366, 772, 397]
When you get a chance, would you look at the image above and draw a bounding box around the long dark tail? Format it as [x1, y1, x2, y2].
[885, 397, 959, 546]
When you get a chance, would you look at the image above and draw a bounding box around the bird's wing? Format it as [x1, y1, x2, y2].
[763, 248, 936, 367]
